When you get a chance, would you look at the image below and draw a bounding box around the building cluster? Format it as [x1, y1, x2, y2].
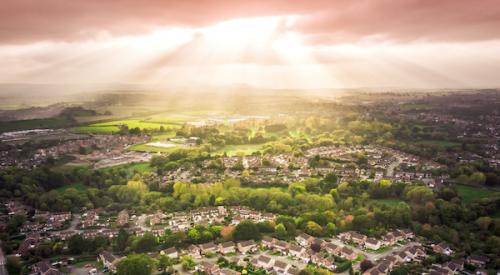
[338, 229, 414, 251]
[0, 131, 150, 169]
[363, 244, 426, 275]
[167, 206, 275, 233]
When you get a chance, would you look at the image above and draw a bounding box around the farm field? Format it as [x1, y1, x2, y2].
[0, 118, 74, 133]
[455, 184, 500, 203]
[75, 118, 186, 133]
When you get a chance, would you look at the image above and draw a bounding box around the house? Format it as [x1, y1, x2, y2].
[398, 229, 414, 239]
[116, 210, 129, 226]
[273, 240, 289, 254]
[432, 242, 453, 255]
[273, 260, 290, 274]
[219, 241, 236, 254]
[200, 242, 218, 254]
[467, 255, 490, 267]
[261, 236, 276, 248]
[288, 244, 305, 258]
[363, 266, 385, 275]
[198, 261, 220, 275]
[32, 261, 62, 275]
[365, 238, 381, 250]
[162, 247, 179, 258]
[255, 255, 274, 269]
[285, 267, 301, 275]
[442, 261, 463, 273]
[395, 251, 411, 263]
[296, 233, 314, 247]
[188, 245, 202, 258]
[99, 251, 120, 273]
[237, 240, 257, 253]
[16, 234, 40, 256]
[220, 268, 240, 275]
[351, 232, 367, 244]
[404, 245, 426, 260]
[325, 243, 340, 255]
[340, 246, 357, 260]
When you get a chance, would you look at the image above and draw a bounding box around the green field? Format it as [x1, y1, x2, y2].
[0, 118, 74, 133]
[213, 144, 263, 156]
[75, 125, 121, 133]
[370, 198, 406, 207]
[100, 162, 153, 173]
[76, 118, 185, 134]
[129, 143, 181, 153]
[455, 184, 500, 203]
[416, 140, 460, 148]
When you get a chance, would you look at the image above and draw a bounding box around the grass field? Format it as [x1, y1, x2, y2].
[370, 198, 406, 207]
[0, 118, 74, 133]
[76, 118, 185, 134]
[129, 143, 181, 153]
[213, 144, 263, 156]
[100, 162, 153, 173]
[416, 140, 460, 148]
[75, 125, 121, 133]
[56, 183, 88, 193]
[455, 184, 500, 203]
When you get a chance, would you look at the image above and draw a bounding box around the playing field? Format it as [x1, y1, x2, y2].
[212, 144, 263, 156]
[455, 184, 500, 203]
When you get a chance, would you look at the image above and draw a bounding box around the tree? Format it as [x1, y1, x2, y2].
[157, 255, 173, 271]
[305, 221, 323, 236]
[114, 228, 131, 252]
[116, 254, 156, 275]
[220, 226, 235, 241]
[68, 234, 86, 254]
[133, 232, 157, 253]
[275, 223, 288, 239]
[360, 259, 374, 272]
[233, 221, 261, 241]
[6, 255, 22, 274]
[180, 255, 197, 271]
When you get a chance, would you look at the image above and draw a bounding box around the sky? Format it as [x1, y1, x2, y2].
[1, 0, 500, 90]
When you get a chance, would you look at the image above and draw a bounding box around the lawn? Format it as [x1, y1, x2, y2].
[56, 183, 88, 193]
[212, 144, 263, 156]
[455, 184, 500, 203]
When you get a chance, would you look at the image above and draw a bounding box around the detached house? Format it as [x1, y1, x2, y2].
[99, 251, 120, 273]
[200, 242, 218, 255]
[432, 242, 453, 256]
[365, 238, 381, 250]
[296, 233, 314, 247]
[237, 240, 257, 253]
[219, 241, 236, 254]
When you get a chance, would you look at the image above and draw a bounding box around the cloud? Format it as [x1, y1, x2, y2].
[2, 0, 499, 44]
[292, 0, 500, 44]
